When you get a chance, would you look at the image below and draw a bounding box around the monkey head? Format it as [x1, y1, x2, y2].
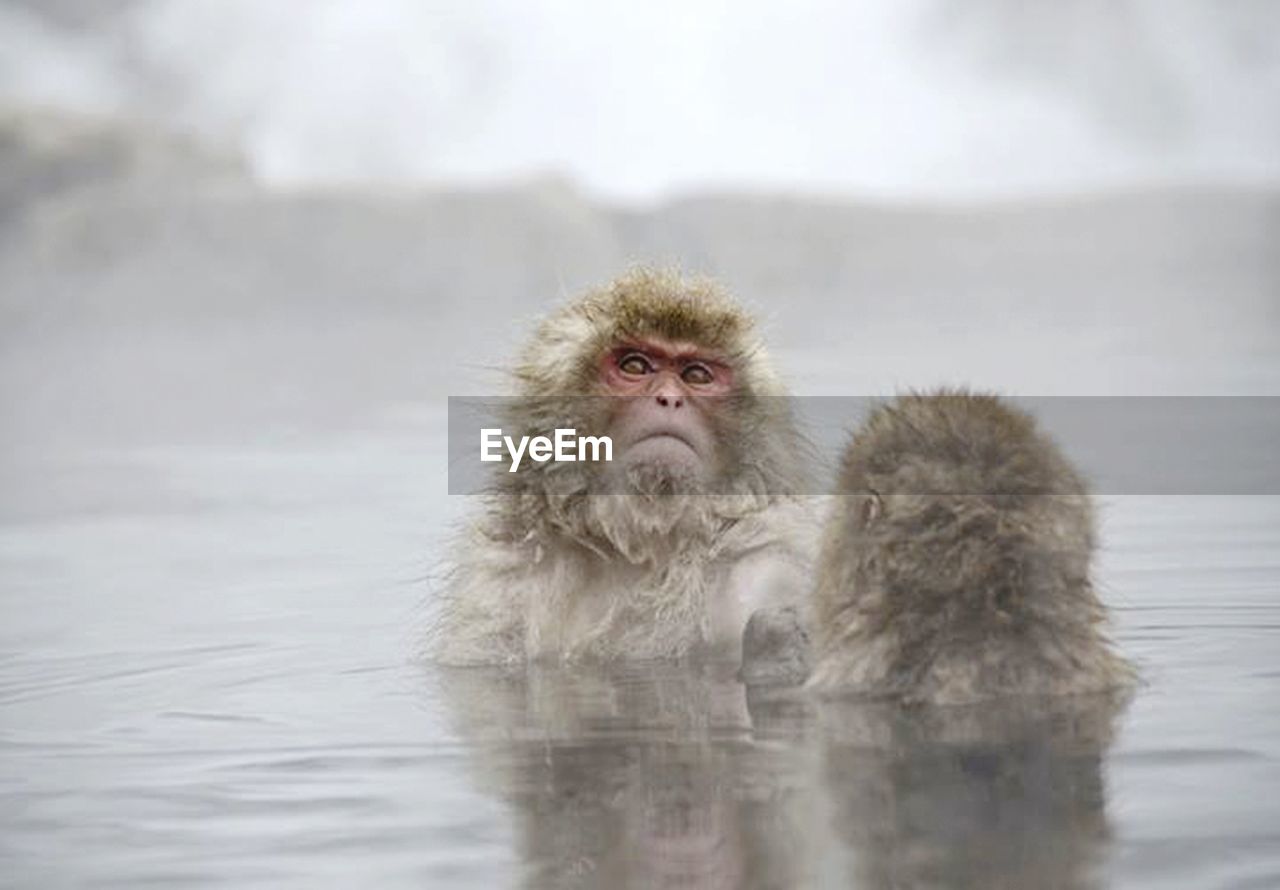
[505, 269, 800, 500]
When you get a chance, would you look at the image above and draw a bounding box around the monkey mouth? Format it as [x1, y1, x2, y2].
[626, 431, 707, 467]
[617, 432, 708, 490]
[633, 431, 699, 453]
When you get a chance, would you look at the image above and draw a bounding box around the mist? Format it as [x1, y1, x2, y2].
[3, 0, 1277, 200]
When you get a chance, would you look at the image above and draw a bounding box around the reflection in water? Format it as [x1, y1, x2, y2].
[436, 663, 819, 889]
[814, 692, 1129, 890]
[436, 664, 1129, 890]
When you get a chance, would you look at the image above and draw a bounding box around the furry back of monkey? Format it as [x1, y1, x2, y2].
[808, 391, 1134, 704]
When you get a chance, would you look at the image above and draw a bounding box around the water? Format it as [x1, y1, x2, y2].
[1, 436, 1278, 888]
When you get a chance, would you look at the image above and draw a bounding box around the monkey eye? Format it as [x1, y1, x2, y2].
[618, 352, 654, 376]
[681, 363, 714, 385]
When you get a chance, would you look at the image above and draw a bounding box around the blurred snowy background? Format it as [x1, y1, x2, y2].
[2, 1, 1278, 488]
[5, 0, 1279, 196]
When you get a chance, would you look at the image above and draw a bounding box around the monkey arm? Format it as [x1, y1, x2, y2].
[725, 497, 823, 684]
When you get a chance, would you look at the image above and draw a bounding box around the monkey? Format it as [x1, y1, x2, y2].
[801, 391, 1135, 704]
[430, 269, 817, 665]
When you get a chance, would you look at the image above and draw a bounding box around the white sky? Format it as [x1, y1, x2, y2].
[2, 0, 1277, 201]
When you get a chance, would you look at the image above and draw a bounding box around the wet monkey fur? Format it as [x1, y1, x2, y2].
[803, 392, 1135, 703]
[432, 273, 1132, 702]
[431, 269, 817, 664]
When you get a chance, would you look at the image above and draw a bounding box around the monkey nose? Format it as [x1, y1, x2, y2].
[654, 384, 684, 409]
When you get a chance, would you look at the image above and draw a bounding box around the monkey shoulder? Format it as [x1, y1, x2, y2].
[719, 496, 825, 558]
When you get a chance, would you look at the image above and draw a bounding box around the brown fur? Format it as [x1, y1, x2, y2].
[431, 269, 816, 665]
[807, 391, 1134, 704]
[513, 270, 760, 395]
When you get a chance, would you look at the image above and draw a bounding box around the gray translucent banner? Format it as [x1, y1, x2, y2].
[447, 396, 1279, 495]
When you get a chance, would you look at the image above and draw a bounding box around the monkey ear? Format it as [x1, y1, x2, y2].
[860, 490, 883, 524]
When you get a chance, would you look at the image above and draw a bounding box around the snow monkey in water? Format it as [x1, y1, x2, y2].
[795, 392, 1135, 704]
[431, 269, 817, 665]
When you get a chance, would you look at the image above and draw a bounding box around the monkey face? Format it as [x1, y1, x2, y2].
[505, 271, 799, 504]
[597, 338, 735, 491]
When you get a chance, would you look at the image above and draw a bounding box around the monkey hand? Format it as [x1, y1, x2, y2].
[740, 605, 812, 687]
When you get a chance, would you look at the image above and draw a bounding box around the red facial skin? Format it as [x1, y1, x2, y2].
[598, 338, 734, 474]
[599, 339, 735, 398]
